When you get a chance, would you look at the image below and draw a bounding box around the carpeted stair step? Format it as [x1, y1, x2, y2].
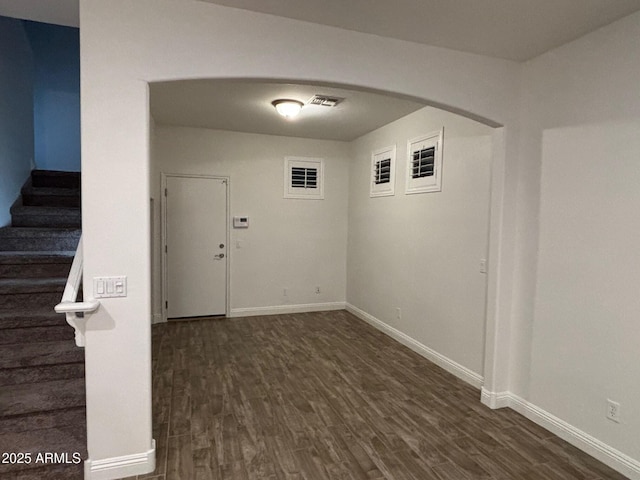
[0, 252, 74, 279]
[0, 278, 66, 311]
[1, 340, 84, 369]
[10, 198, 81, 228]
[21, 177, 80, 209]
[0, 324, 75, 346]
[0, 423, 86, 479]
[0, 362, 84, 387]
[0, 228, 81, 252]
[0, 406, 86, 436]
[0, 311, 70, 330]
[21, 187, 81, 208]
[0, 377, 86, 417]
[30, 170, 80, 190]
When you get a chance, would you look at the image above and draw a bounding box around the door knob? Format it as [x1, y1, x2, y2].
[214, 253, 225, 259]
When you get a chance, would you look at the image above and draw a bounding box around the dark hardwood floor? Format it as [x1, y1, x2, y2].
[122, 310, 629, 480]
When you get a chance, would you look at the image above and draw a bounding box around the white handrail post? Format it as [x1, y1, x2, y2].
[67, 313, 86, 347]
[54, 234, 101, 347]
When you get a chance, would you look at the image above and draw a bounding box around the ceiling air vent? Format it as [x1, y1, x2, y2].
[308, 95, 344, 107]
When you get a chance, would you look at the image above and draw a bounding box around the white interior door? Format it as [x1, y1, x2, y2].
[165, 175, 227, 318]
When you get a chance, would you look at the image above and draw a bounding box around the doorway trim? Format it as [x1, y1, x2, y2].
[160, 172, 231, 322]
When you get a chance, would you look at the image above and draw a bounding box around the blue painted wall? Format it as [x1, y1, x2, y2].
[0, 17, 34, 227]
[24, 20, 80, 172]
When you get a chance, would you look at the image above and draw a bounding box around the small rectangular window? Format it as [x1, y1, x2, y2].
[375, 158, 391, 184]
[406, 128, 443, 194]
[370, 145, 396, 197]
[411, 147, 435, 178]
[284, 157, 324, 199]
[291, 167, 317, 188]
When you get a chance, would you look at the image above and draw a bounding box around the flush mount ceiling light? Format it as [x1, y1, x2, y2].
[272, 99, 304, 119]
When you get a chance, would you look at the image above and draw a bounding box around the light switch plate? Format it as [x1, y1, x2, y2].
[94, 276, 127, 298]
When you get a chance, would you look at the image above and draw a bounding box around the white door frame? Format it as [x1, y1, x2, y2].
[161, 172, 231, 322]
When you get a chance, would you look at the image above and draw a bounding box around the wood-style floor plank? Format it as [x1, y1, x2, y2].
[120, 311, 630, 480]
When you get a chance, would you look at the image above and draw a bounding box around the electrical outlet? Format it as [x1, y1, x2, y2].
[396, 307, 401, 319]
[283, 288, 288, 297]
[315, 286, 321, 294]
[607, 399, 621, 423]
[479, 258, 487, 274]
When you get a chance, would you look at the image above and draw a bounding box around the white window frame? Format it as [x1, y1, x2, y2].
[284, 156, 324, 199]
[370, 145, 396, 198]
[405, 128, 444, 194]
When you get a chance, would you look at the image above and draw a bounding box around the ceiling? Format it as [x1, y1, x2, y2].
[0, 0, 78, 28]
[199, 0, 640, 61]
[150, 81, 426, 142]
[2, 1, 640, 61]
[4, 0, 640, 140]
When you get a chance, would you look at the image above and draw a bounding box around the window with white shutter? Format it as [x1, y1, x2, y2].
[284, 157, 324, 199]
[405, 128, 444, 194]
[370, 145, 396, 197]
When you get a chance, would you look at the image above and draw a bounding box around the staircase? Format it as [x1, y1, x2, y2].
[0, 170, 86, 479]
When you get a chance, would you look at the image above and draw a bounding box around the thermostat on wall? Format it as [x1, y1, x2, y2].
[233, 216, 249, 228]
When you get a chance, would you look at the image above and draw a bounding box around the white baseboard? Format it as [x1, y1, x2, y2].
[151, 313, 163, 324]
[85, 440, 155, 480]
[481, 391, 640, 480]
[345, 303, 484, 389]
[480, 388, 511, 409]
[509, 394, 640, 480]
[230, 302, 346, 318]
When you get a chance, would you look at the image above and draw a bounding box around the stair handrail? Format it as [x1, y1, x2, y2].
[54, 234, 99, 347]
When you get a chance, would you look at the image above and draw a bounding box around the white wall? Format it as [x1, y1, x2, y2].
[0, 16, 33, 227]
[347, 107, 493, 380]
[80, 0, 520, 476]
[515, 11, 640, 468]
[80, 0, 640, 477]
[152, 126, 348, 317]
